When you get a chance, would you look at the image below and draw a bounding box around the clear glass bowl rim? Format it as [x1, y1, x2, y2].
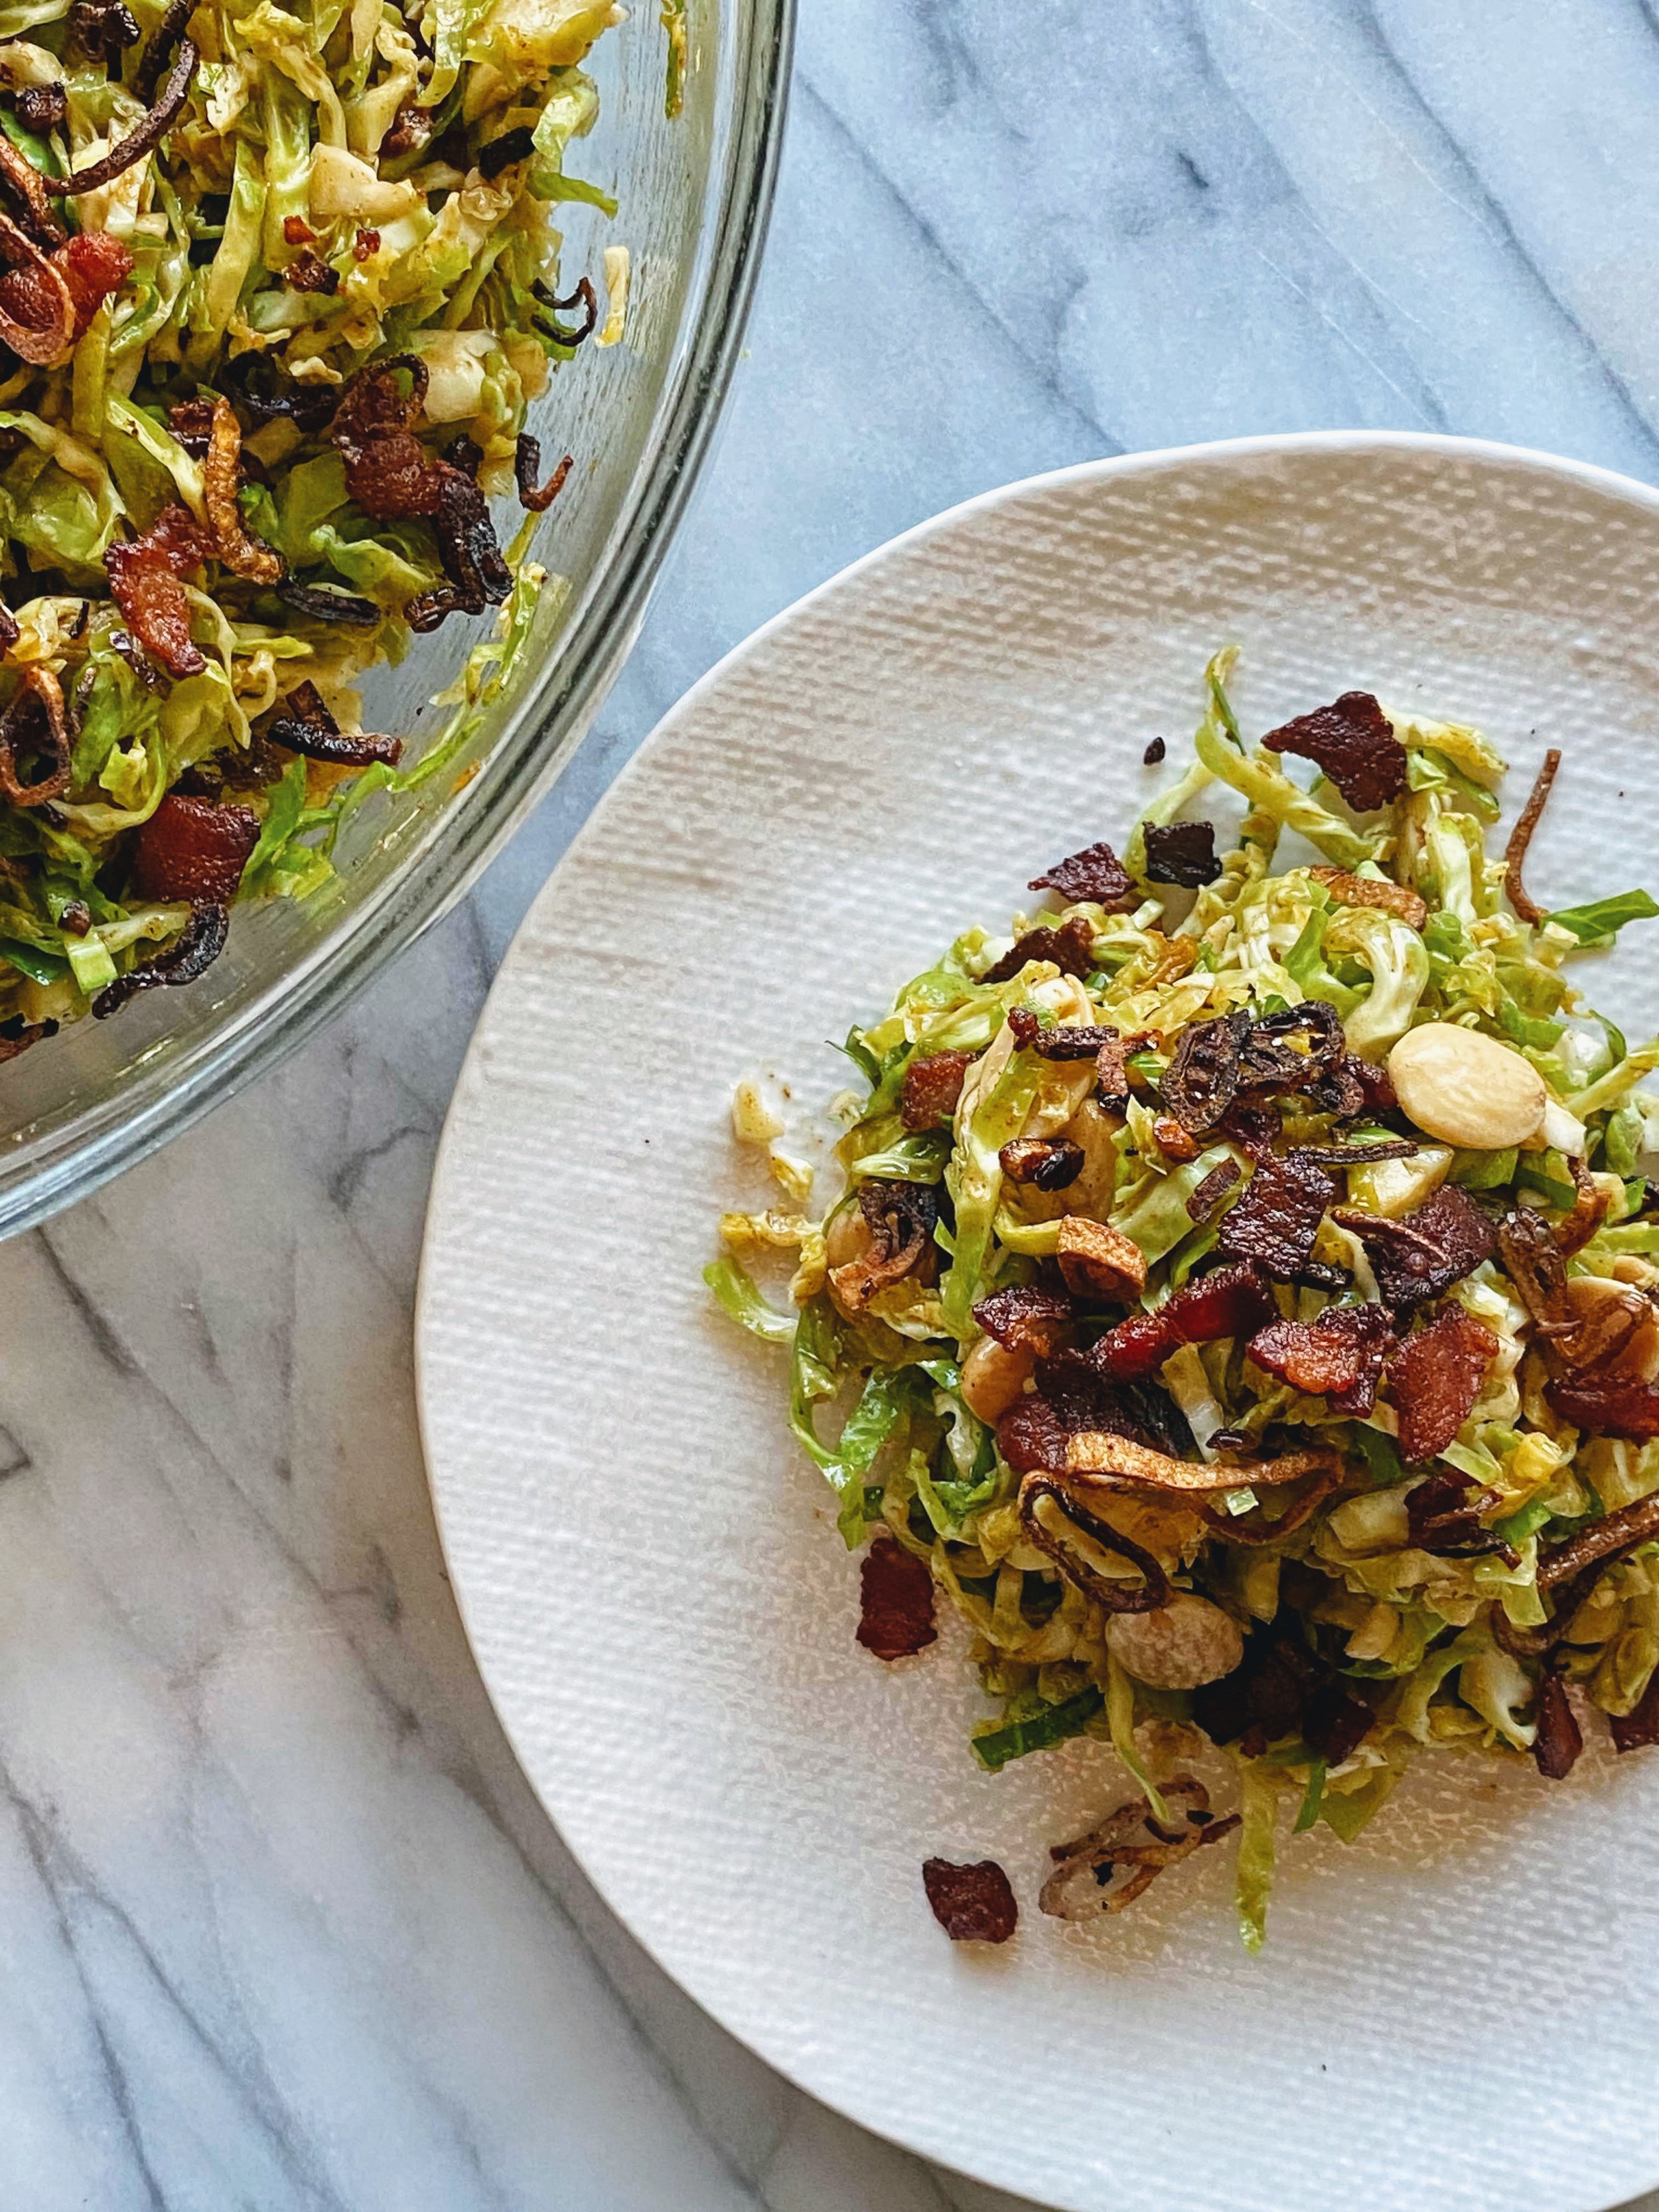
[0, 0, 794, 1242]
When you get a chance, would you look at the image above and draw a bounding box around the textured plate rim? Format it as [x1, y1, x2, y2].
[415, 429, 1659, 2212]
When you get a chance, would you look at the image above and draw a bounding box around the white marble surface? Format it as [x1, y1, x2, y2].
[10, 5, 1659, 2207]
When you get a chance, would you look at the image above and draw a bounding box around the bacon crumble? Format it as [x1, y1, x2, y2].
[1028, 840, 1137, 910]
[1260, 690, 1407, 811]
[1215, 1152, 1338, 1282]
[1388, 1306, 1498, 1463]
[1248, 1301, 1396, 1416]
[981, 914, 1096, 985]
[1142, 819, 1220, 886]
[856, 1536, 936, 1661]
[922, 1856, 1017, 1943]
[131, 793, 258, 905]
[972, 1284, 1074, 1355]
[1090, 1260, 1277, 1381]
[1333, 1184, 1496, 1308]
[103, 503, 212, 678]
[899, 1047, 975, 1129]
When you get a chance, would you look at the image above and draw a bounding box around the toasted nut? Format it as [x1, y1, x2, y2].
[1568, 1275, 1659, 1382]
[1105, 1592, 1244, 1689]
[824, 1205, 869, 1275]
[1056, 1216, 1146, 1301]
[1308, 865, 1428, 931]
[1062, 1096, 1120, 1217]
[1152, 1114, 1200, 1162]
[960, 1334, 1037, 1423]
[1387, 1022, 1548, 1149]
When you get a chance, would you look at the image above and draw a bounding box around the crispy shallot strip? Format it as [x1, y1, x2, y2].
[1307, 864, 1427, 930]
[1040, 1777, 1239, 1921]
[1017, 1474, 1171, 1614]
[202, 397, 283, 583]
[135, 0, 192, 102]
[266, 679, 401, 768]
[0, 133, 60, 247]
[1504, 746, 1560, 926]
[1555, 1155, 1607, 1261]
[514, 432, 571, 512]
[1199, 1458, 1345, 1545]
[92, 902, 228, 1017]
[1063, 1431, 1338, 1496]
[1536, 1492, 1659, 1591]
[64, 37, 198, 194]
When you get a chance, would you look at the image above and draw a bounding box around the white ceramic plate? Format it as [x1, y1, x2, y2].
[417, 435, 1659, 2212]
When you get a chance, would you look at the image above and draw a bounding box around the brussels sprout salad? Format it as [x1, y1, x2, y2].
[0, 0, 643, 1054]
[709, 651, 1659, 1951]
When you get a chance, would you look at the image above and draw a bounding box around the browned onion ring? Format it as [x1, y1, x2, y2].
[1017, 1474, 1171, 1615]
[202, 396, 283, 583]
[0, 665, 70, 806]
[0, 212, 74, 364]
[92, 902, 228, 1017]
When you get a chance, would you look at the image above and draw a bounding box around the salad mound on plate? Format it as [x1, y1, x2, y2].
[0, 0, 645, 1055]
[708, 651, 1659, 1950]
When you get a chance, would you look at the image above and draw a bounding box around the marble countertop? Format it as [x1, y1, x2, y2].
[10, 4, 1659, 2207]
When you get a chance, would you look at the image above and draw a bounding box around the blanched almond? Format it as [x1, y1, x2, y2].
[1106, 1593, 1244, 1689]
[960, 1335, 1035, 1423]
[1056, 1216, 1145, 1301]
[1387, 1022, 1548, 1149]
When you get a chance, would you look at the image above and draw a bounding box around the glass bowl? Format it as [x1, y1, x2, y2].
[0, 0, 792, 1238]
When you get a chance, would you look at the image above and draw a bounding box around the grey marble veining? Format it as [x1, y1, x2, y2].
[5, 3, 1659, 2206]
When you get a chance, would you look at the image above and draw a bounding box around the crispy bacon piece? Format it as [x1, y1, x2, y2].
[1388, 1307, 1498, 1463]
[379, 98, 430, 160]
[997, 1351, 1190, 1475]
[1090, 1260, 1277, 1381]
[1161, 1010, 1246, 1133]
[203, 396, 283, 584]
[1028, 840, 1137, 910]
[1019, 1473, 1171, 1612]
[1611, 1669, 1659, 1753]
[1307, 864, 1428, 931]
[1404, 1467, 1510, 1557]
[981, 915, 1096, 986]
[899, 1047, 975, 1130]
[1040, 1778, 1238, 1921]
[104, 503, 212, 678]
[0, 666, 69, 806]
[1216, 1152, 1338, 1282]
[922, 1856, 1016, 1943]
[514, 432, 571, 513]
[997, 1395, 1068, 1474]
[1191, 1629, 1376, 1762]
[856, 1536, 936, 1662]
[1504, 747, 1561, 926]
[353, 226, 380, 262]
[92, 903, 229, 1017]
[265, 679, 401, 768]
[999, 1135, 1083, 1190]
[328, 354, 439, 516]
[1546, 1374, 1659, 1439]
[828, 1179, 938, 1314]
[1260, 690, 1406, 812]
[131, 793, 257, 905]
[1333, 1184, 1496, 1309]
[1532, 1670, 1582, 1779]
[1248, 1301, 1396, 1416]
[1187, 1156, 1242, 1221]
[972, 1284, 1074, 1355]
[283, 214, 317, 247]
[1143, 819, 1220, 887]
